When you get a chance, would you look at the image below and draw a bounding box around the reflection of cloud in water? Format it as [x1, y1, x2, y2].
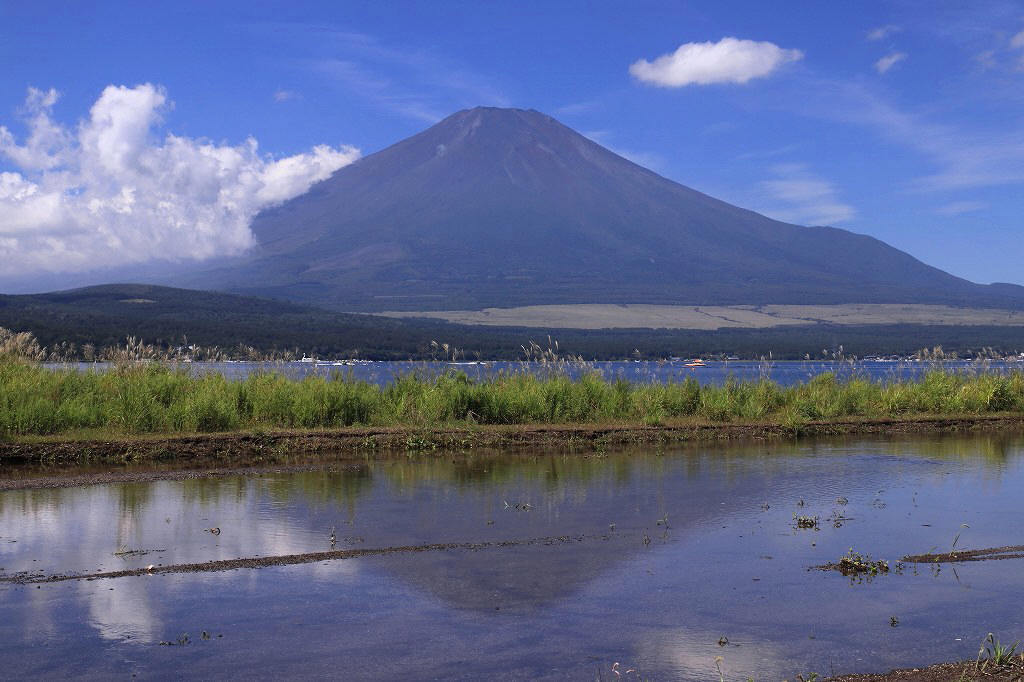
[635, 628, 792, 681]
[23, 581, 59, 640]
[81, 577, 158, 643]
[2, 433, 1023, 671]
[1, 478, 366, 645]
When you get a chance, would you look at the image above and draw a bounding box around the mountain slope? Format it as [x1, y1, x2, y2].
[186, 107, 1024, 311]
[0, 284, 444, 358]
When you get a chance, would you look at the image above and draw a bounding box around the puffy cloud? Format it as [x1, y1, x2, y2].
[629, 37, 802, 87]
[875, 52, 907, 74]
[0, 84, 359, 277]
[0, 87, 71, 171]
[867, 25, 901, 41]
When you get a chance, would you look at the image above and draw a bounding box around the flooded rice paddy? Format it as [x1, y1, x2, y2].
[2, 433, 1024, 679]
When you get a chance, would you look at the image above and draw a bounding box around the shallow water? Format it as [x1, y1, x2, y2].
[44, 358, 1024, 387]
[2, 433, 1024, 679]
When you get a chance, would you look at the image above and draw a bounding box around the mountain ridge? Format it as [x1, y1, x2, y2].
[180, 106, 1024, 311]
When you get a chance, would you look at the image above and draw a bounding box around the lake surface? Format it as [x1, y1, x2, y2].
[2, 433, 1024, 679]
[44, 359, 1023, 387]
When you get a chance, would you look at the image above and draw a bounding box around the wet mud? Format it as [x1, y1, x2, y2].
[902, 545, 1024, 564]
[826, 658, 1024, 681]
[0, 534, 592, 584]
[2, 414, 1022, 468]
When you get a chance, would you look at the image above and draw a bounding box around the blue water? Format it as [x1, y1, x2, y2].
[2, 433, 1024, 679]
[44, 359, 1023, 387]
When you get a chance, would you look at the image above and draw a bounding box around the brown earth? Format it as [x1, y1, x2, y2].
[826, 659, 1024, 681]
[2, 414, 1023, 475]
[0, 534, 591, 584]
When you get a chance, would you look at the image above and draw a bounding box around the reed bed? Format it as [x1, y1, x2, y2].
[1, 355, 1022, 439]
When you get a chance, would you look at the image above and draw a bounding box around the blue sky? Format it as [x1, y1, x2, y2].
[1, 0, 1022, 287]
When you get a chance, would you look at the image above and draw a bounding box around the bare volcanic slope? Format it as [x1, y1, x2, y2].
[188, 107, 1024, 312]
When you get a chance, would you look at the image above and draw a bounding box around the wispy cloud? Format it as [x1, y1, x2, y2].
[581, 130, 666, 171]
[867, 25, 901, 41]
[788, 77, 1024, 192]
[701, 120, 736, 135]
[273, 89, 300, 102]
[1011, 29, 1024, 70]
[296, 28, 509, 122]
[874, 52, 907, 74]
[0, 85, 359, 276]
[935, 200, 988, 215]
[629, 37, 802, 87]
[758, 163, 855, 226]
[554, 99, 602, 117]
[311, 58, 443, 123]
[736, 144, 799, 161]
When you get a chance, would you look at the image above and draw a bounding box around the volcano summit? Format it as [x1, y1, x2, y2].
[188, 107, 1024, 313]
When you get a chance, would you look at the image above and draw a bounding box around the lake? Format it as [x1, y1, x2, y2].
[43, 359, 1023, 387]
[2, 433, 1024, 679]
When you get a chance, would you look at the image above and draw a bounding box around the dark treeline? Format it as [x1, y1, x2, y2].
[1, 284, 1022, 360]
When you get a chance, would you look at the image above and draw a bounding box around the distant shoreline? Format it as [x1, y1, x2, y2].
[3, 414, 1023, 472]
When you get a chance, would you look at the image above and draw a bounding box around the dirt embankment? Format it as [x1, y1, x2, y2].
[2, 414, 1023, 471]
[826, 659, 1024, 681]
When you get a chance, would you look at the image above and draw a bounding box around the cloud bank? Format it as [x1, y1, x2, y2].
[630, 37, 803, 87]
[0, 84, 359, 277]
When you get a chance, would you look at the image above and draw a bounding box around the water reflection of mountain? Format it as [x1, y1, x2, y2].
[1, 432, 1021, 632]
[303, 433, 1024, 612]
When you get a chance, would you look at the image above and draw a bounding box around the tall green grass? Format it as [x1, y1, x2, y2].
[1, 358, 1022, 438]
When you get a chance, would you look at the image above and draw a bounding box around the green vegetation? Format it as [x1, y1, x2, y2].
[977, 633, 1022, 669]
[2, 336, 1023, 439]
[836, 549, 890, 577]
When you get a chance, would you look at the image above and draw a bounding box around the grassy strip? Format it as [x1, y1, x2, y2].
[2, 357, 1023, 439]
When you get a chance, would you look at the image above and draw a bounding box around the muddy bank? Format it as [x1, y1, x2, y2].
[0, 534, 590, 584]
[1, 414, 1022, 469]
[815, 545, 1024, 577]
[827, 658, 1024, 681]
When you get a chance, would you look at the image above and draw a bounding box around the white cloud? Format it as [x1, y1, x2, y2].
[0, 87, 71, 171]
[758, 163, 855, 226]
[867, 25, 901, 41]
[0, 84, 359, 277]
[629, 37, 803, 87]
[875, 52, 907, 74]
